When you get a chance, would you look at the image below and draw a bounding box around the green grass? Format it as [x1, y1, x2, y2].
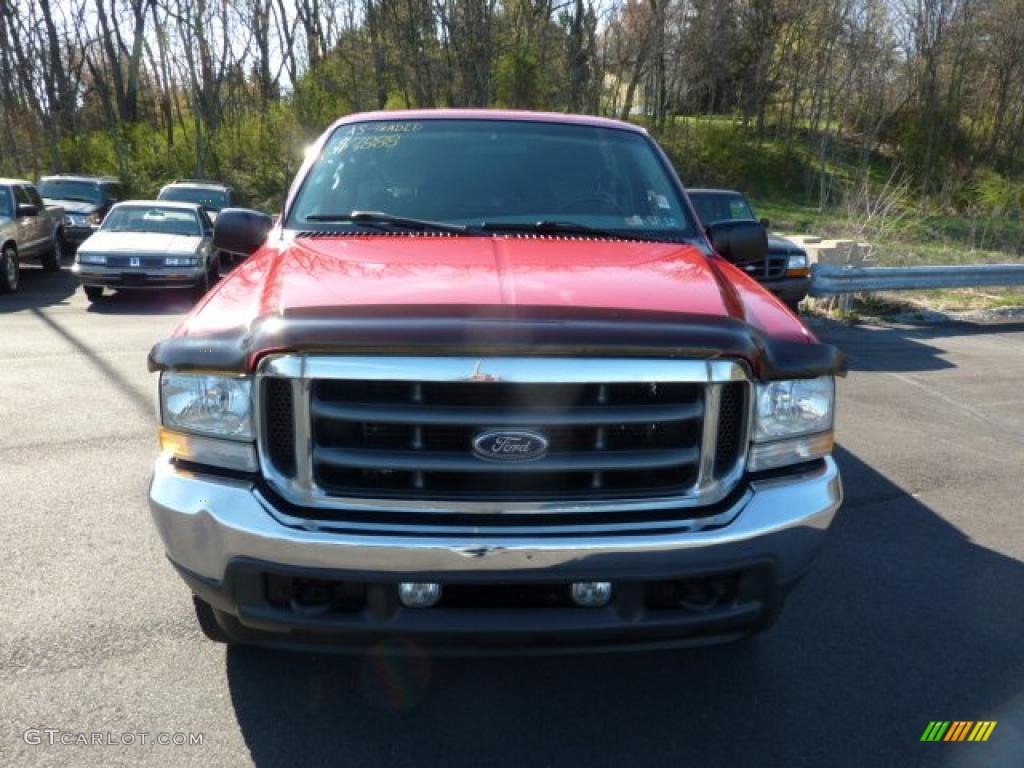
[813, 288, 1024, 322]
[756, 198, 1024, 259]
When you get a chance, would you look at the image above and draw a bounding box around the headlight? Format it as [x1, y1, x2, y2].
[160, 372, 253, 440]
[66, 213, 92, 227]
[786, 251, 808, 271]
[77, 253, 106, 265]
[89, 212, 103, 225]
[164, 256, 199, 266]
[754, 377, 834, 441]
[749, 377, 834, 471]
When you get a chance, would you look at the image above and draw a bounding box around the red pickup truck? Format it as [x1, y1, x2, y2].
[148, 111, 844, 652]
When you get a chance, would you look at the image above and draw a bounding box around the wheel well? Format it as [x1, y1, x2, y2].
[1, 239, 16, 255]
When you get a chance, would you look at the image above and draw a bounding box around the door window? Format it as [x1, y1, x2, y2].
[24, 185, 45, 209]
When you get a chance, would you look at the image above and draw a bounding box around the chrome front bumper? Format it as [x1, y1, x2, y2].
[148, 456, 842, 586]
[73, 263, 205, 287]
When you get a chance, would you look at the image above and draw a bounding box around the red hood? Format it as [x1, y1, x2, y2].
[182, 235, 813, 343]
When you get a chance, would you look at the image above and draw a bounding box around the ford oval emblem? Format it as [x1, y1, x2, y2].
[472, 430, 549, 462]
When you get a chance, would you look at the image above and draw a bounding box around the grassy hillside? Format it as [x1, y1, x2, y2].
[654, 118, 1024, 267]
[652, 117, 1024, 316]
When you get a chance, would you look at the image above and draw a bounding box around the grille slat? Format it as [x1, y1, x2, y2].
[309, 400, 703, 426]
[313, 445, 700, 473]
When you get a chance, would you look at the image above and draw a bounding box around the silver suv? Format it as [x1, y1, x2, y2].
[0, 179, 66, 293]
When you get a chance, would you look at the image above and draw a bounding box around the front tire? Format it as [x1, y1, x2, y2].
[83, 285, 104, 301]
[192, 271, 210, 300]
[192, 260, 215, 300]
[193, 596, 231, 643]
[0, 245, 19, 293]
[41, 231, 64, 271]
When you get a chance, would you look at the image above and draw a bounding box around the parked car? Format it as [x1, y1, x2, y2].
[0, 178, 67, 293]
[687, 189, 810, 311]
[73, 200, 218, 302]
[157, 179, 234, 221]
[158, 180, 244, 269]
[38, 175, 123, 253]
[148, 110, 844, 652]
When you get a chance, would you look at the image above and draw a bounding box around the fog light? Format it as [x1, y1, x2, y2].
[570, 581, 612, 607]
[398, 582, 442, 608]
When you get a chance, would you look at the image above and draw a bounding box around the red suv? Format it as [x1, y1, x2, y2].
[147, 111, 844, 652]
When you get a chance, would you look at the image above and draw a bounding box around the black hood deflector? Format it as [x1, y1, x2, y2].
[148, 305, 846, 381]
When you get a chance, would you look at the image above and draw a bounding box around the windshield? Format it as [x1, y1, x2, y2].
[159, 186, 228, 211]
[288, 120, 697, 240]
[687, 192, 756, 225]
[101, 206, 201, 235]
[38, 179, 104, 205]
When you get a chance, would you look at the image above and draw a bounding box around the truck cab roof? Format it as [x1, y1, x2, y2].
[40, 174, 120, 183]
[164, 179, 230, 190]
[325, 109, 648, 135]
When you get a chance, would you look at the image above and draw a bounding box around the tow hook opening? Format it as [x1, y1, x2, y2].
[645, 574, 740, 612]
[266, 574, 367, 615]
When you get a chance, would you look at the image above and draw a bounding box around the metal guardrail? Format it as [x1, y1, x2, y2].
[810, 263, 1024, 297]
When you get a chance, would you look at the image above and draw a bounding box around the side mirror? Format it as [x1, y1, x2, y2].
[214, 208, 273, 256]
[707, 220, 768, 264]
[16, 203, 38, 217]
[759, 217, 770, 230]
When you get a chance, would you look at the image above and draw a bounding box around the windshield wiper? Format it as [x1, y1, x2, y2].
[479, 220, 650, 242]
[305, 210, 477, 236]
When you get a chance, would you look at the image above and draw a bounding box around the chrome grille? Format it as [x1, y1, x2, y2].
[311, 380, 704, 499]
[740, 253, 789, 281]
[104, 254, 173, 268]
[258, 357, 750, 516]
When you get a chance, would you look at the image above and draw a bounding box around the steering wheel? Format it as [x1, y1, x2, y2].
[552, 194, 629, 216]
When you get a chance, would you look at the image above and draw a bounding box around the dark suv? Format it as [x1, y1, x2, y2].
[157, 180, 234, 221]
[38, 175, 123, 252]
[687, 189, 810, 311]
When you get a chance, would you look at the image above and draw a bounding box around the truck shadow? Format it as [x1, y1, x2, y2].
[224, 444, 1024, 767]
[0, 264, 77, 312]
[809, 316, 1024, 373]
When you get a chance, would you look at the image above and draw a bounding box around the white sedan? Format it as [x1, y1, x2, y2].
[73, 201, 219, 302]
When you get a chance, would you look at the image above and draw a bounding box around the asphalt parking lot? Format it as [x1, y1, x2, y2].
[2, 262, 1022, 767]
